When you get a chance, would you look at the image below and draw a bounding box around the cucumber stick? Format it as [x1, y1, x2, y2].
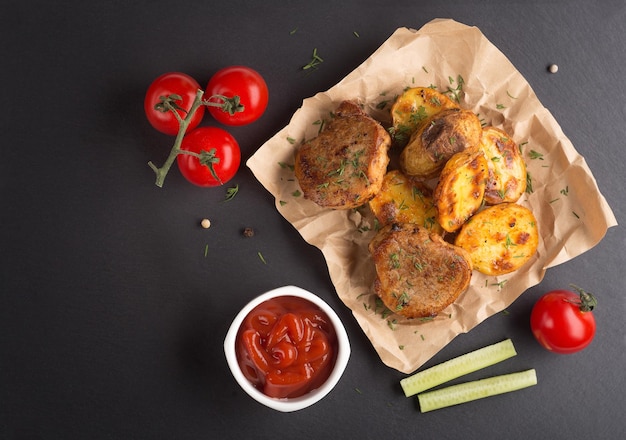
[417, 369, 537, 412]
[400, 339, 517, 397]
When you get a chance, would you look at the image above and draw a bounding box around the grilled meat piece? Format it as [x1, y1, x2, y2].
[368, 222, 472, 318]
[294, 101, 391, 209]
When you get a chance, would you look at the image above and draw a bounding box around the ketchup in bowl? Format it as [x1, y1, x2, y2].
[235, 295, 338, 399]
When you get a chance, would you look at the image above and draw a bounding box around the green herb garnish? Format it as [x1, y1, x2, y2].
[224, 184, 239, 201]
[302, 48, 324, 71]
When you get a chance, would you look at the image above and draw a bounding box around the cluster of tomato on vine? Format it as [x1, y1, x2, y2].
[144, 67, 268, 188]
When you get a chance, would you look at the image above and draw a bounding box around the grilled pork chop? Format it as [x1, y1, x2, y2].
[368, 222, 472, 318]
[294, 101, 391, 209]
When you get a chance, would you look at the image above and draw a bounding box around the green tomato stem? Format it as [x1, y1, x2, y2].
[148, 89, 205, 188]
[202, 94, 245, 115]
[147, 90, 243, 188]
[569, 284, 598, 312]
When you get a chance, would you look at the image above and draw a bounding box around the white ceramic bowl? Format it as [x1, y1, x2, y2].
[224, 285, 351, 412]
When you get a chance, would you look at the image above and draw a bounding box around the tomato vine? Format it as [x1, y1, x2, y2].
[147, 89, 243, 187]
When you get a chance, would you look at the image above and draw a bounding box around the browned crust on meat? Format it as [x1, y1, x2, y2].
[294, 101, 391, 209]
[368, 223, 472, 318]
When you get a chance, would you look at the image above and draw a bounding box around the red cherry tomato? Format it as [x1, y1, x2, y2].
[530, 286, 597, 354]
[176, 127, 240, 187]
[205, 66, 268, 126]
[144, 72, 205, 135]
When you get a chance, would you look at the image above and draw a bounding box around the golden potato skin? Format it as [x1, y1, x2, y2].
[434, 149, 488, 233]
[368, 170, 443, 233]
[399, 108, 483, 179]
[294, 101, 391, 209]
[479, 126, 527, 204]
[454, 203, 539, 276]
[369, 222, 472, 318]
[390, 87, 459, 146]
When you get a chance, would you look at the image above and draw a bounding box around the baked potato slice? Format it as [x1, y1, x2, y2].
[390, 87, 459, 146]
[434, 149, 488, 233]
[369, 170, 443, 233]
[479, 126, 527, 204]
[454, 203, 539, 275]
[399, 108, 483, 179]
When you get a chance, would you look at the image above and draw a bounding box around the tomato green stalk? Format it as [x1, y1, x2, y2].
[147, 89, 244, 187]
[569, 284, 598, 312]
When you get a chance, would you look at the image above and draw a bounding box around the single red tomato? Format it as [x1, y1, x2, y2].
[177, 127, 240, 187]
[144, 72, 205, 135]
[205, 66, 268, 126]
[530, 286, 597, 354]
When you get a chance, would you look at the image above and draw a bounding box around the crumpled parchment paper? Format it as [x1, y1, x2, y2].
[247, 19, 617, 373]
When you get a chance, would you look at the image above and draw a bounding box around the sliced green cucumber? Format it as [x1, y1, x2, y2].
[400, 339, 517, 397]
[417, 369, 537, 412]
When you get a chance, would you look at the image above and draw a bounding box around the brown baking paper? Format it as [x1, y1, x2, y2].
[247, 19, 617, 373]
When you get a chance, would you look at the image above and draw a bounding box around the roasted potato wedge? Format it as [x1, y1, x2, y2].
[479, 126, 527, 204]
[454, 203, 539, 275]
[369, 170, 443, 233]
[434, 149, 488, 233]
[399, 108, 483, 179]
[390, 87, 459, 146]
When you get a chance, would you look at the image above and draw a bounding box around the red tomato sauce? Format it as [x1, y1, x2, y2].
[236, 296, 338, 399]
